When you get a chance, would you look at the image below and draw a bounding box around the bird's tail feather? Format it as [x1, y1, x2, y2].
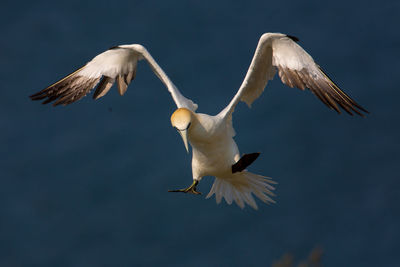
[206, 171, 276, 209]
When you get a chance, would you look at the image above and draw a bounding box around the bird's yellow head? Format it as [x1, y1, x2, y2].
[171, 108, 193, 153]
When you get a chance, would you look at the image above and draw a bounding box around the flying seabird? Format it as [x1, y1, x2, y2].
[30, 33, 368, 209]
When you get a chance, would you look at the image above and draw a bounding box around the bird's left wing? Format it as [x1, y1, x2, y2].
[30, 44, 198, 111]
[219, 33, 367, 119]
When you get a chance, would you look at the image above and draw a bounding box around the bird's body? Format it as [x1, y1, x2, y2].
[30, 33, 368, 209]
[189, 112, 237, 179]
[190, 111, 246, 181]
[169, 108, 276, 209]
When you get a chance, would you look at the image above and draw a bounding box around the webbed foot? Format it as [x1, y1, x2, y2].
[168, 180, 201, 195]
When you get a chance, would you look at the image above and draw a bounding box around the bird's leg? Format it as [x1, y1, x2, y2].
[168, 180, 201, 195]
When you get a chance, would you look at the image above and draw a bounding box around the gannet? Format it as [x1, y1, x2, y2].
[30, 33, 368, 209]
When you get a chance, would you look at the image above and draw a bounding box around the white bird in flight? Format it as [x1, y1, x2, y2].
[30, 33, 368, 209]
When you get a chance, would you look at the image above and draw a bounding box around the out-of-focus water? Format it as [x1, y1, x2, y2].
[1, 0, 399, 266]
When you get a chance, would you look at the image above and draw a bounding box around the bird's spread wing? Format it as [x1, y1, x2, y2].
[219, 33, 368, 119]
[30, 44, 198, 111]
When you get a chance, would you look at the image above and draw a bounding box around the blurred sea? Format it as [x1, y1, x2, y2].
[0, 0, 399, 266]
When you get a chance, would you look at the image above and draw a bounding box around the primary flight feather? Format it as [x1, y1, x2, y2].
[30, 33, 368, 209]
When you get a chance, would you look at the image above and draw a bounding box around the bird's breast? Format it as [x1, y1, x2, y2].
[190, 134, 239, 178]
[187, 113, 240, 178]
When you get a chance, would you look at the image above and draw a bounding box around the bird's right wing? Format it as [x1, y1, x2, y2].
[219, 33, 367, 120]
[30, 44, 198, 111]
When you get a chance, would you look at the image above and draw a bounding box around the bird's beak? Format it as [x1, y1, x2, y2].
[178, 129, 189, 153]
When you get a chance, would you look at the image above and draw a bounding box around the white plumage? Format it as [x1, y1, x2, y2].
[31, 33, 367, 209]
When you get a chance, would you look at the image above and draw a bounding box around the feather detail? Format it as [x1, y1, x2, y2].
[206, 171, 276, 210]
[30, 66, 101, 106]
[93, 76, 115, 100]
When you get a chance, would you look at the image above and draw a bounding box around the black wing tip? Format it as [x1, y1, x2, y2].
[286, 35, 300, 42]
[29, 94, 40, 100]
[317, 66, 369, 117]
[337, 92, 370, 117]
[353, 105, 369, 117]
[354, 107, 369, 117]
[328, 93, 369, 117]
[356, 105, 369, 115]
[29, 88, 57, 105]
[29, 90, 47, 100]
[108, 45, 121, 50]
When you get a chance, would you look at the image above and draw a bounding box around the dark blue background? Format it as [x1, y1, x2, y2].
[1, 0, 399, 266]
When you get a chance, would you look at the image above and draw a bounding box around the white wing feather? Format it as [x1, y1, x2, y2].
[31, 44, 198, 111]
